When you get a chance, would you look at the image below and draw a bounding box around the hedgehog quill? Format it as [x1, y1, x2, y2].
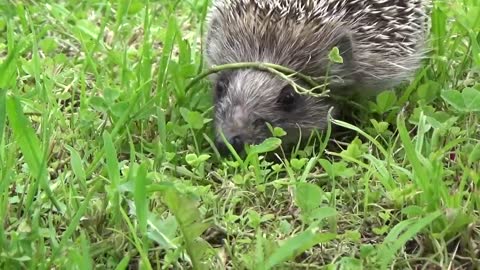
[205, 0, 429, 156]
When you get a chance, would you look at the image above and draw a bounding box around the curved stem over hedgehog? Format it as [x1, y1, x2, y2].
[185, 62, 332, 98]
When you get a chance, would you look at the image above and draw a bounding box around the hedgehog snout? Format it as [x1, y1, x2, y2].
[215, 105, 249, 156]
[215, 135, 244, 156]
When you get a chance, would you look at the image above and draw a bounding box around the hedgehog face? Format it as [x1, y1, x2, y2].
[213, 69, 334, 156]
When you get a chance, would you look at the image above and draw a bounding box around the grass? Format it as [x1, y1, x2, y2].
[0, 0, 479, 269]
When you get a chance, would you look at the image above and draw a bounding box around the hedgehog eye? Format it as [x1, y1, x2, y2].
[277, 84, 298, 110]
[214, 73, 230, 100]
[215, 81, 227, 99]
[253, 118, 267, 127]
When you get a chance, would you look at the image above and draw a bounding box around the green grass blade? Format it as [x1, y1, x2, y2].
[162, 186, 212, 270]
[120, 207, 153, 270]
[134, 163, 149, 237]
[378, 211, 442, 268]
[65, 145, 87, 193]
[264, 229, 336, 270]
[102, 131, 121, 224]
[156, 15, 178, 108]
[0, 90, 6, 154]
[331, 118, 389, 159]
[5, 97, 41, 175]
[6, 95, 61, 211]
[396, 113, 431, 202]
[49, 181, 101, 268]
[114, 255, 131, 270]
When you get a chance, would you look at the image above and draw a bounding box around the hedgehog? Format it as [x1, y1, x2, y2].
[204, 0, 429, 156]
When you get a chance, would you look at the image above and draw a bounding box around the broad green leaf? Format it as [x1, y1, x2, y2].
[370, 119, 389, 134]
[290, 158, 307, 170]
[185, 153, 198, 165]
[272, 127, 287, 137]
[416, 80, 441, 103]
[328, 46, 343, 64]
[248, 137, 282, 155]
[332, 161, 356, 179]
[344, 230, 362, 243]
[441, 89, 464, 111]
[247, 210, 262, 229]
[310, 207, 337, 223]
[462, 87, 480, 112]
[110, 101, 130, 117]
[89, 96, 108, 112]
[162, 187, 212, 270]
[197, 154, 211, 163]
[147, 215, 178, 249]
[318, 159, 333, 177]
[360, 244, 375, 259]
[340, 137, 364, 159]
[295, 182, 323, 214]
[468, 143, 480, 164]
[180, 107, 204, 129]
[103, 87, 121, 103]
[39, 37, 57, 54]
[442, 87, 480, 112]
[376, 90, 397, 114]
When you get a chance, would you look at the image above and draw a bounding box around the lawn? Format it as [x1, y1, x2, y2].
[0, 0, 479, 269]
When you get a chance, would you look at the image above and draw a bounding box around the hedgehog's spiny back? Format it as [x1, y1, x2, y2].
[206, 0, 429, 92]
[210, 0, 428, 53]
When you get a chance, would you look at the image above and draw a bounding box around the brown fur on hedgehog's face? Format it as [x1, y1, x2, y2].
[212, 69, 334, 156]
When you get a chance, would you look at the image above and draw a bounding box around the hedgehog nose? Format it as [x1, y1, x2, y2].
[216, 135, 244, 156]
[230, 136, 244, 153]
